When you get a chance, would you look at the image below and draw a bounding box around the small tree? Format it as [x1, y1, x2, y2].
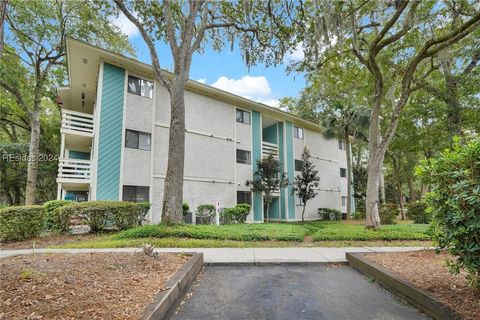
[247, 153, 288, 223]
[293, 147, 320, 222]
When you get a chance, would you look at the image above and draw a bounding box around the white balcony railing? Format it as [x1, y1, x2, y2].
[262, 141, 278, 158]
[61, 110, 94, 135]
[57, 158, 91, 182]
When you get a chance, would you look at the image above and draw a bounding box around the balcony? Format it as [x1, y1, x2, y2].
[61, 110, 94, 136]
[262, 141, 278, 158]
[57, 158, 91, 184]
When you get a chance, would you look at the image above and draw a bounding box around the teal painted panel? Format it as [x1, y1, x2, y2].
[262, 124, 277, 144]
[268, 197, 280, 219]
[285, 121, 296, 220]
[69, 150, 90, 160]
[278, 122, 286, 220]
[252, 110, 263, 222]
[96, 63, 125, 200]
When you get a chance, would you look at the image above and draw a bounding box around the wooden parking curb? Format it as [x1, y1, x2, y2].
[143, 252, 204, 320]
[346, 252, 460, 320]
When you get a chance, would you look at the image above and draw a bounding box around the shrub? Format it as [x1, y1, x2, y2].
[318, 208, 341, 221]
[55, 201, 149, 233]
[352, 211, 366, 220]
[183, 203, 190, 216]
[0, 205, 46, 242]
[418, 139, 480, 288]
[43, 200, 73, 233]
[406, 201, 430, 224]
[379, 204, 397, 225]
[221, 204, 251, 224]
[196, 204, 215, 217]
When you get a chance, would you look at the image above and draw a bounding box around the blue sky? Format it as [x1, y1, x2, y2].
[114, 14, 305, 107]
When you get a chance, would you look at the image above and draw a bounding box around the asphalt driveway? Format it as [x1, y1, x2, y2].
[173, 265, 429, 320]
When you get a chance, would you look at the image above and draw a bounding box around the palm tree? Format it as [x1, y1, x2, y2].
[321, 102, 370, 219]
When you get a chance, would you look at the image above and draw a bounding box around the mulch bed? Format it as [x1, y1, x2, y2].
[0, 252, 189, 319]
[363, 250, 479, 320]
[0, 233, 103, 250]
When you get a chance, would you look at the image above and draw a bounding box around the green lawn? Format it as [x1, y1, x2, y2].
[43, 221, 431, 249]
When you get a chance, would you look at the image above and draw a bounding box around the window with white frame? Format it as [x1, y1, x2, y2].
[340, 168, 347, 177]
[128, 75, 153, 98]
[294, 126, 304, 139]
[236, 109, 251, 125]
[294, 159, 303, 171]
[236, 149, 251, 164]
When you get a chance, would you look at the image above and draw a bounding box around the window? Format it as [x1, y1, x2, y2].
[125, 129, 151, 150]
[123, 186, 149, 202]
[237, 191, 252, 205]
[236, 109, 250, 125]
[295, 159, 303, 171]
[236, 149, 251, 164]
[340, 168, 347, 177]
[294, 126, 304, 139]
[342, 196, 347, 207]
[128, 75, 153, 98]
[339, 140, 344, 150]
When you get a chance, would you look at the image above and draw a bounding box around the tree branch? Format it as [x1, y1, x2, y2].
[113, 0, 171, 90]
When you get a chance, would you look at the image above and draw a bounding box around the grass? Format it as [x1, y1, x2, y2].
[46, 221, 430, 248]
[311, 223, 431, 241]
[112, 223, 315, 242]
[52, 237, 432, 249]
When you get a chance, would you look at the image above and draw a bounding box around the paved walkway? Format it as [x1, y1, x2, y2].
[0, 246, 430, 264]
[173, 265, 430, 320]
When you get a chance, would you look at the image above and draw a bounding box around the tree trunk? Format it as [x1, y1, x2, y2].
[408, 176, 416, 202]
[265, 200, 270, 223]
[161, 77, 186, 223]
[345, 132, 352, 220]
[392, 156, 406, 220]
[25, 107, 40, 205]
[378, 133, 386, 204]
[441, 59, 462, 140]
[302, 203, 306, 222]
[0, 0, 6, 58]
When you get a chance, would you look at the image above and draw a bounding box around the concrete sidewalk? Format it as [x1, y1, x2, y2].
[0, 246, 430, 264]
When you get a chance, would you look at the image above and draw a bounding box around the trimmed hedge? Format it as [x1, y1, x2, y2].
[0, 205, 46, 242]
[221, 204, 251, 224]
[318, 208, 342, 221]
[406, 201, 430, 224]
[54, 201, 150, 233]
[44, 200, 73, 233]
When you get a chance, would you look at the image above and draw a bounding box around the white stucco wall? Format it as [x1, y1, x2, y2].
[122, 78, 153, 193]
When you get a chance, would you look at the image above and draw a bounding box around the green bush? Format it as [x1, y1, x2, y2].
[183, 203, 190, 216]
[379, 204, 397, 225]
[352, 211, 366, 220]
[44, 200, 73, 233]
[221, 204, 251, 224]
[196, 204, 215, 217]
[418, 139, 480, 288]
[318, 208, 341, 221]
[0, 205, 46, 242]
[406, 201, 430, 224]
[55, 201, 150, 233]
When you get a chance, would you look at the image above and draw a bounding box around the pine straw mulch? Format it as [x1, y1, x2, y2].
[363, 250, 479, 320]
[0, 252, 189, 319]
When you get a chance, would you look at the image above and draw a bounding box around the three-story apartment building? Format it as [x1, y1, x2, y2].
[56, 38, 353, 223]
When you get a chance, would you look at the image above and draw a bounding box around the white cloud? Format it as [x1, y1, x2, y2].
[111, 12, 139, 38]
[284, 42, 305, 63]
[197, 78, 207, 84]
[210, 75, 279, 107]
